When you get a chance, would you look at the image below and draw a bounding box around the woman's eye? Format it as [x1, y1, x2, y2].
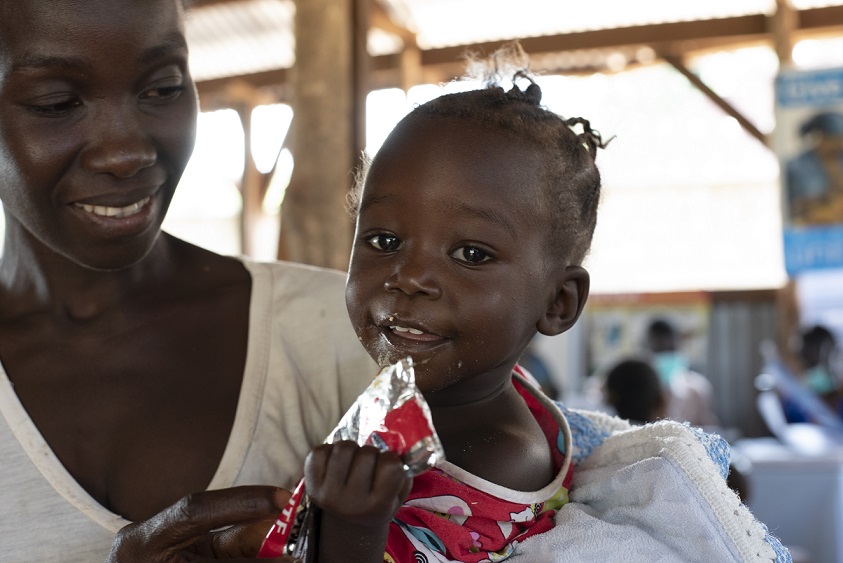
[26, 97, 81, 116]
[145, 86, 184, 99]
[367, 234, 401, 251]
[141, 79, 185, 102]
[451, 246, 490, 264]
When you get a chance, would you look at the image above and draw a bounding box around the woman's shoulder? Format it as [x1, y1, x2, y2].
[237, 258, 356, 340]
[239, 257, 344, 311]
[239, 257, 347, 291]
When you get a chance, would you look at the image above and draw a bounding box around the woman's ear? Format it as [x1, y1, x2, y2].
[537, 265, 590, 336]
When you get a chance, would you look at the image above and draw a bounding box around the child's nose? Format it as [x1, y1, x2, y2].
[80, 104, 156, 178]
[383, 251, 442, 299]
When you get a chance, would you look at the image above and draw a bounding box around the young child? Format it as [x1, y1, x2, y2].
[301, 59, 592, 561]
[302, 51, 792, 563]
[603, 357, 666, 424]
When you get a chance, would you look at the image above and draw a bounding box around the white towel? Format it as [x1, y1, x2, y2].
[509, 414, 791, 563]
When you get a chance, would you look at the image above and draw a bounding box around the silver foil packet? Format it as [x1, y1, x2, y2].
[325, 356, 445, 476]
[258, 357, 445, 559]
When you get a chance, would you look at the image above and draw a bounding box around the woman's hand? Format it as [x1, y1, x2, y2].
[105, 486, 292, 562]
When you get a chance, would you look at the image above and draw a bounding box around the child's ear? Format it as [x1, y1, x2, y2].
[537, 265, 590, 336]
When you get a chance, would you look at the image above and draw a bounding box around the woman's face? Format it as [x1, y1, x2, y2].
[0, 0, 198, 270]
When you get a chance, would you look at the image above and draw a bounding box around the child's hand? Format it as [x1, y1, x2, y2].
[305, 441, 412, 526]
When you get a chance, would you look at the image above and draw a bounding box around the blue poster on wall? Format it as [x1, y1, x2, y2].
[775, 67, 843, 275]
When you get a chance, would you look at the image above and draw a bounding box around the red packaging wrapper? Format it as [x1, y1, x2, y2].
[258, 357, 444, 560]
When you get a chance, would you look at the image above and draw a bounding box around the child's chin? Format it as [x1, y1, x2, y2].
[413, 362, 463, 396]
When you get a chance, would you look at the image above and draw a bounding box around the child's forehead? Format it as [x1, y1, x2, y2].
[376, 115, 539, 171]
[365, 119, 547, 202]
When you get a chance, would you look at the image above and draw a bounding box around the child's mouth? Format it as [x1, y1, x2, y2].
[388, 325, 444, 343]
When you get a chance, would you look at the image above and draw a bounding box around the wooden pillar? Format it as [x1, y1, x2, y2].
[233, 103, 261, 256]
[400, 39, 422, 91]
[770, 0, 798, 366]
[279, 0, 370, 270]
[371, 0, 421, 91]
[771, 0, 796, 67]
[223, 79, 275, 257]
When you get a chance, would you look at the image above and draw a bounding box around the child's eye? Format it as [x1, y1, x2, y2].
[366, 234, 401, 251]
[451, 246, 491, 264]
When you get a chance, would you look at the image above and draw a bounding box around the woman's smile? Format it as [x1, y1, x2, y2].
[74, 196, 151, 219]
[68, 190, 160, 238]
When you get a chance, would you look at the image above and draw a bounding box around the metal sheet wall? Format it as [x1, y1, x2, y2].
[706, 291, 778, 438]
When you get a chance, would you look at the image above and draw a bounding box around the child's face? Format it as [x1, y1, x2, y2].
[0, 0, 197, 270]
[346, 117, 564, 405]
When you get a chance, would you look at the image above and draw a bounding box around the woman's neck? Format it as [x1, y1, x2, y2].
[0, 228, 176, 322]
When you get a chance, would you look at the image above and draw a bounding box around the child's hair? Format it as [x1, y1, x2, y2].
[604, 358, 665, 423]
[349, 42, 609, 265]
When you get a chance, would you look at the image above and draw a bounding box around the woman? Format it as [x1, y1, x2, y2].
[0, 1, 374, 561]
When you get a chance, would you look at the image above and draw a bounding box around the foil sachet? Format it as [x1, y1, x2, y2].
[257, 357, 444, 560]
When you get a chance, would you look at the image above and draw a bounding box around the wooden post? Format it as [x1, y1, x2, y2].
[223, 79, 275, 257]
[279, 0, 369, 270]
[370, 0, 421, 91]
[771, 0, 796, 68]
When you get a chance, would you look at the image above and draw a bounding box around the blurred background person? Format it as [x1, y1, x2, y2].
[780, 324, 843, 423]
[603, 356, 749, 503]
[645, 318, 720, 428]
[603, 357, 666, 425]
[798, 325, 842, 400]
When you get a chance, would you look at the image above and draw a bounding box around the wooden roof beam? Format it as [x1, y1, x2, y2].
[194, 6, 843, 95]
[663, 54, 767, 146]
[370, 0, 413, 40]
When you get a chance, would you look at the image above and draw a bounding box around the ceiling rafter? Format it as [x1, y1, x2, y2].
[195, 3, 843, 100]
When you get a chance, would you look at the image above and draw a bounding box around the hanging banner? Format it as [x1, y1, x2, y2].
[775, 67, 843, 274]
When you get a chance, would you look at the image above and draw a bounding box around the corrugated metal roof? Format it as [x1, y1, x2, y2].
[383, 0, 777, 49]
[186, 0, 294, 82]
[185, 0, 843, 82]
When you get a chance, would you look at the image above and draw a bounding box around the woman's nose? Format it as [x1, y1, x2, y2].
[80, 104, 156, 178]
[383, 251, 442, 299]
